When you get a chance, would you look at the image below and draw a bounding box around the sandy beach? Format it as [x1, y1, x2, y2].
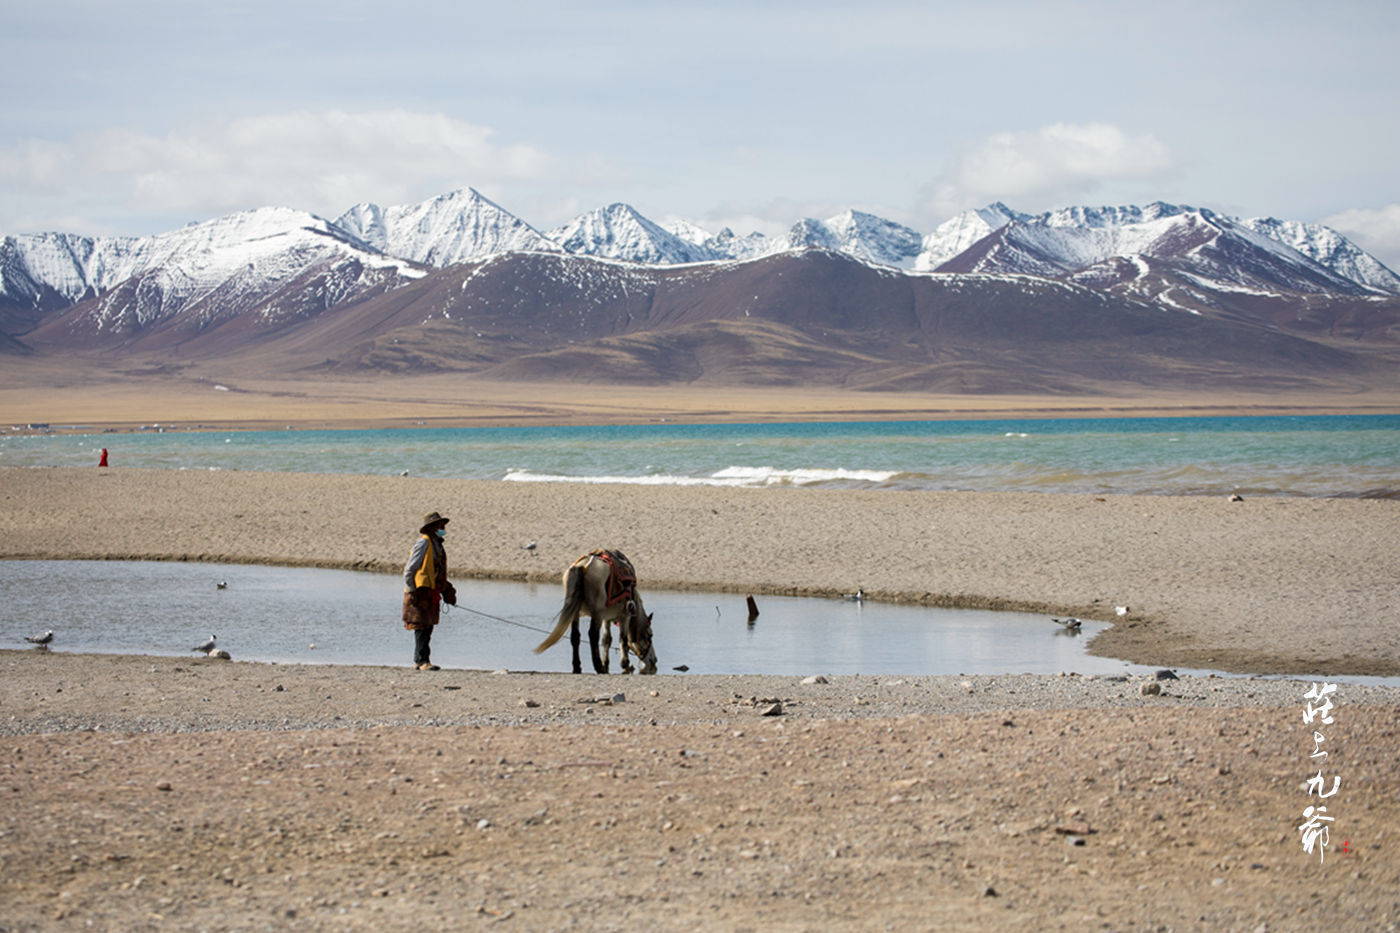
[5, 360, 1400, 432]
[3, 465, 1400, 930]
[4, 467, 1399, 676]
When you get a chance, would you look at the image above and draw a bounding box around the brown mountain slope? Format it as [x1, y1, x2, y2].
[17, 249, 1396, 394]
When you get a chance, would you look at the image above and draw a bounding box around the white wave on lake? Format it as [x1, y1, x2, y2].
[503, 465, 899, 488]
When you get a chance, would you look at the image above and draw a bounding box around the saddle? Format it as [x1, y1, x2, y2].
[589, 548, 637, 608]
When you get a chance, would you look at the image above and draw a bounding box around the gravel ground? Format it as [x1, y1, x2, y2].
[3, 650, 1399, 932]
[2, 651, 1399, 735]
[5, 466, 1400, 929]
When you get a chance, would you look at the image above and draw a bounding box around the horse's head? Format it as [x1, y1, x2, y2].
[626, 599, 657, 675]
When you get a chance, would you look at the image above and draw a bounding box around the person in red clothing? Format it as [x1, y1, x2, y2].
[98, 448, 108, 467]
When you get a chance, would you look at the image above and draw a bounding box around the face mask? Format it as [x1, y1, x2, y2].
[435, 528, 446, 539]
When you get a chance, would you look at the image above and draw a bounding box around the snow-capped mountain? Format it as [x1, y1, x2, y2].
[931, 202, 1400, 297]
[550, 206, 924, 268]
[662, 220, 776, 261]
[0, 228, 149, 308]
[664, 218, 713, 248]
[6, 187, 1399, 383]
[12, 208, 421, 346]
[1240, 216, 1400, 294]
[334, 187, 561, 268]
[700, 226, 775, 260]
[914, 203, 1027, 271]
[547, 203, 714, 265]
[779, 210, 924, 269]
[319, 189, 1397, 300]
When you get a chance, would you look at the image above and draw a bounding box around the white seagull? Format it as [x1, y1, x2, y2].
[191, 633, 217, 653]
[25, 630, 54, 645]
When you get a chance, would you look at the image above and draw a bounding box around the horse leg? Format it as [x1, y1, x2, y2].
[619, 600, 639, 674]
[569, 618, 583, 675]
[591, 617, 609, 674]
[619, 623, 635, 674]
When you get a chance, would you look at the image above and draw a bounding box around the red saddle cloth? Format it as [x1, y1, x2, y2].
[590, 549, 637, 607]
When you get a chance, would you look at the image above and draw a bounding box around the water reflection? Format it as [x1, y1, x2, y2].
[0, 560, 1171, 677]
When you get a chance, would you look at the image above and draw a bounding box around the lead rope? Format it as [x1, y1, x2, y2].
[442, 601, 554, 636]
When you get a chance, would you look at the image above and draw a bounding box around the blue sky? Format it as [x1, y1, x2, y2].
[3, 0, 1399, 267]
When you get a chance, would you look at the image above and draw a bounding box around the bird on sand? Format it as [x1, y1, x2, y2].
[522, 541, 538, 556]
[191, 634, 217, 653]
[25, 630, 54, 645]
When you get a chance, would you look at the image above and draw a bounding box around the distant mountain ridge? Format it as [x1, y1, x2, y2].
[3, 187, 1398, 396]
[5, 188, 1397, 307]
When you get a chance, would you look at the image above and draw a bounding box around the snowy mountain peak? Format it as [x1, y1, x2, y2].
[333, 187, 561, 268]
[664, 217, 716, 249]
[1040, 201, 1190, 229]
[705, 226, 775, 260]
[334, 202, 388, 251]
[920, 200, 1400, 296]
[547, 203, 714, 264]
[1240, 215, 1400, 294]
[782, 210, 924, 269]
[915, 203, 1028, 271]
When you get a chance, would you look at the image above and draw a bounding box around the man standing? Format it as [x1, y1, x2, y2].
[402, 511, 457, 670]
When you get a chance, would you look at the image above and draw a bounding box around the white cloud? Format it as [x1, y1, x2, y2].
[1323, 204, 1400, 272]
[921, 122, 1175, 222]
[0, 110, 556, 233]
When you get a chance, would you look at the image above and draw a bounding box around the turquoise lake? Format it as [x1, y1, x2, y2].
[4, 414, 1399, 497]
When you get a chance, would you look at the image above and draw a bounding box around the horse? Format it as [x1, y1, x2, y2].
[534, 549, 657, 675]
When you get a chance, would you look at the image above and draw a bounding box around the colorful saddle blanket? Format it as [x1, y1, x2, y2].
[590, 548, 637, 607]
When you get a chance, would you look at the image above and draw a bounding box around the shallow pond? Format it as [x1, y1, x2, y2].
[0, 560, 1179, 677]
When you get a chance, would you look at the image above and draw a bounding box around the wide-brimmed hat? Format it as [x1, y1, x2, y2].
[419, 511, 450, 533]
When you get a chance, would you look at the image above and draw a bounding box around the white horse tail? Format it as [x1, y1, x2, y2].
[535, 561, 588, 653]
